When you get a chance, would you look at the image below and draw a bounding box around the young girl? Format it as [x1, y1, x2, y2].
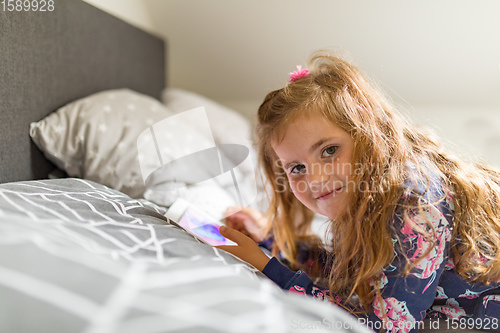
[217, 52, 500, 332]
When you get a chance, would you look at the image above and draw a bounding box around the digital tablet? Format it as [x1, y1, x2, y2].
[165, 198, 236, 246]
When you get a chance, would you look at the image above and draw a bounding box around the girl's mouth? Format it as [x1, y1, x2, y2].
[316, 186, 344, 200]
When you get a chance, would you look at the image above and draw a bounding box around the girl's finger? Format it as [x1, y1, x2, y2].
[225, 218, 235, 228]
[226, 218, 244, 230]
[218, 225, 245, 245]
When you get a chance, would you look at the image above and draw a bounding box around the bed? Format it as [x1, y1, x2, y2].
[0, 1, 370, 332]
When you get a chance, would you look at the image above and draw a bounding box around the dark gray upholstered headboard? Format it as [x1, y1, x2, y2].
[0, 0, 166, 183]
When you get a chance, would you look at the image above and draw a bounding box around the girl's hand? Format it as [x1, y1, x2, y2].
[224, 206, 268, 243]
[216, 225, 271, 271]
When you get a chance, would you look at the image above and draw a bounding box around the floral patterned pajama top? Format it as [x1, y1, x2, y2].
[261, 172, 500, 332]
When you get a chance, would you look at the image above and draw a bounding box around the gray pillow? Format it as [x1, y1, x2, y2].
[30, 89, 174, 198]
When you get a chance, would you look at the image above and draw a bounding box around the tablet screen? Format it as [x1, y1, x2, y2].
[178, 207, 235, 246]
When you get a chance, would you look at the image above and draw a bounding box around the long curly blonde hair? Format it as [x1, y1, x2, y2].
[256, 51, 500, 312]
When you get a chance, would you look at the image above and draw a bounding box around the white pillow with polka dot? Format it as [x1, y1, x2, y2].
[161, 88, 256, 177]
[29, 89, 181, 198]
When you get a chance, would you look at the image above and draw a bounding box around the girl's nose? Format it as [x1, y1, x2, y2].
[307, 164, 330, 189]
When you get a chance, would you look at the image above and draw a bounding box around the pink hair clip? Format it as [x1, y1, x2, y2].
[288, 65, 309, 82]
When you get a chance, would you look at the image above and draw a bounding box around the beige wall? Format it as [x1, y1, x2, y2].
[82, 0, 160, 36]
[145, 0, 500, 106]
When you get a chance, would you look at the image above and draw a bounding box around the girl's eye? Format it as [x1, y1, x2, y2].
[321, 145, 338, 158]
[290, 164, 306, 175]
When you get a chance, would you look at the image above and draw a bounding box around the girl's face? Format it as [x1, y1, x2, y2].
[272, 114, 354, 219]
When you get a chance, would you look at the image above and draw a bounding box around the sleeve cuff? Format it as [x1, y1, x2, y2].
[262, 257, 297, 289]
